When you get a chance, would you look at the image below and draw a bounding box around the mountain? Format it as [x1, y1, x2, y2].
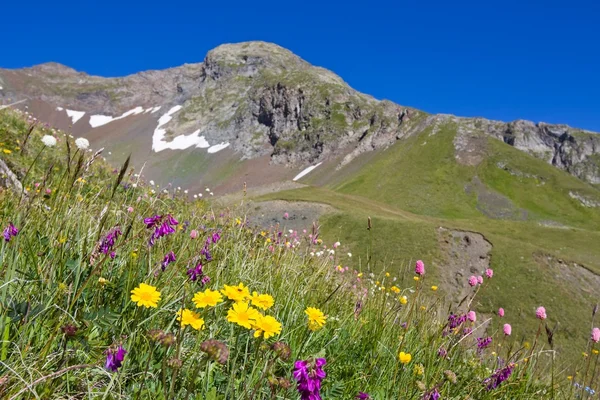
[1, 41, 599, 194]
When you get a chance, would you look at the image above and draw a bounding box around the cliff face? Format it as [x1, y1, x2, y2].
[1, 41, 598, 184]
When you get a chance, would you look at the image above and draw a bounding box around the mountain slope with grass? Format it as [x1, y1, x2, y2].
[3, 107, 588, 399]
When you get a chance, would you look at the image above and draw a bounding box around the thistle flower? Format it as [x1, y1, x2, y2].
[3, 222, 18, 242]
[161, 251, 176, 271]
[105, 345, 126, 372]
[74, 137, 89, 150]
[200, 339, 229, 364]
[468, 276, 477, 286]
[591, 327, 600, 343]
[536, 306, 547, 320]
[41, 135, 57, 147]
[415, 260, 425, 276]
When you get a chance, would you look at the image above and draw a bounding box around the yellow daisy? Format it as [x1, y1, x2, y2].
[221, 283, 251, 302]
[177, 309, 205, 330]
[130, 283, 161, 308]
[226, 302, 260, 329]
[253, 314, 282, 339]
[305, 307, 327, 331]
[250, 291, 274, 310]
[193, 288, 223, 308]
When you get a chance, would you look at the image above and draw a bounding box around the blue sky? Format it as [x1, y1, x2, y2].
[2, 0, 599, 130]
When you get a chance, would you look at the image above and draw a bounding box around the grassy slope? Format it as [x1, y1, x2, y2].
[258, 123, 600, 364]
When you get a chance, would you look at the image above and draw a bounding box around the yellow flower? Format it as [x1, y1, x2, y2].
[58, 236, 67, 244]
[567, 376, 573, 381]
[357, 273, 363, 278]
[431, 286, 438, 291]
[15, 147, 20, 151]
[593, 349, 599, 355]
[260, 231, 267, 237]
[399, 351, 412, 364]
[227, 302, 260, 329]
[177, 309, 205, 330]
[420, 306, 427, 310]
[76, 195, 83, 202]
[250, 291, 274, 310]
[266, 238, 271, 243]
[221, 283, 251, 302]
[253, 314, 282, 339]
[131, 251, 138, 258]
[399, 296, 408, 305]
[583, 352, 589, 358]
[98, 277, 109, 285]
[375, 281, 380, 286]
[413, 276, 420, 281]
[413, 363, 424, 376]
[385, 272, 390, 277]
[390, 286, 400, 294]
[335, 265, 344, 272]
[2, 149, 12, 154]
[235, 217, 242, 225]
[524, 341, 531, 349]
[193, 288, 223, 308]
[305, 307, 327, 331]
[130, 283, 161, 308]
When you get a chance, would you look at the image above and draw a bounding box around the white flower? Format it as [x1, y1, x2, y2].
[177, 186, 181, 190]
[347, 253, 352, 257]
[193, 194, 198, 199]
[184, 190, 188, 194]
[199, 193, 203, 197]
[205, 188, 210, 192]
[41, 135, 57, 147]
[149, 180, 155, 186]
[74, 137, 89, 150]
[132, 183, 137, 188]
[210, 192, 214, 196]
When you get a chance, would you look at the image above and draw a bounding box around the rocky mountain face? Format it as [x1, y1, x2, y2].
[1, 41, 599, 185]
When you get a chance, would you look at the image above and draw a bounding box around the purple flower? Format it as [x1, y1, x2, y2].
[211, 231, 221, 243]
[3, 222, 19, 242]
[293, 358, 326, 400]
[484, 363, 515, 390]
[437, 347, 448, 358]
[477, 336, 493, 352]
[146, 214, 178, 246]
[143, 215, 162, 229]
[201, 275, 211, 285]
[161, 251, 176, 271]
[187, 262, 203, 281]
[422, 388, 440, 400]
[356, 392, 370, 399]
[448, 313, 467, 329]
[105, 345, 127, 372]
[99, 227, 121, 256]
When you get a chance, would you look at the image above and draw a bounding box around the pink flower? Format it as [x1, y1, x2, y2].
[283, 212, 289, 219]
[415, 260, 425, 276]
[477, 276, 484, 285]
[485, 268, 493, 278]
[468, 276, 477, 287]
[467, 311, 476, 322]
[591, 327, 600, 343]
[190, 229, 198, 239]
[503, 324, 512, 336]
[127, 206, 134, 213]
[333, 241, 340, 248]
[45, 188, 52, 194]
[498, 308, 505, 317]
[536, 306, 547, 320]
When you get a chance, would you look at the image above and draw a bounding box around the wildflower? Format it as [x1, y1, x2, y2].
[468, 276, 477, 286]
[414, 363, 424, 376]
[283, 212, 289, 219]
[99, 226, 121, 256]
[484, 363, 515, 390]
[161, 251, 176, 271]
[485, 268, 494, 278]
[127, 206, 134, 213]
[221, 283, 251, 302]
[356, 392, 370, 399]
[498, 307, 505, 317]
[293, 358, 326, 400]
[415, 260, 425, 275]
[448, 313, 467, 329]
[271, 341, 292, 361]
[2, 148, 12, 154]
[536, 306, 547, 320]
[591, 327, 600, 343]
[105, 345, 126, 372]
[385, 272, 390, 277]
[193, 288, 223, 308]
[200, 339, 229, 364]
[413, 276, 420, 281]
[144, 214, 178, 246]
[422, 387, 440, 400]
[3, 222, 19, 242]
[253, 314, 282, 339]
[41, 135, 57, 147]
[250, 291, 275, 310]
[74, 137, 90, 149]
[477, 336, 493, 351]
[348, 252, 352, 257]
[593, 349, 599, 355]
[61, 324, 78, 337]
[305, 307, 327, 331]
[399, 351, 412, 364]
[190, 229, 198, 239]
[437, 347, 448, 358]
[467, 311, 476, 322]
[503, 324, 512, 336]
[567, 376, 573, 381]
[477, 276, 484, 284]
[98, 277, 109, 286]
[431, 286, 438, 291]
[176, 309, 205, 330]
[187, 262, 204, 282]
[391, 286, 401, 294]
[400, 296, 408, 305]
[130, 283, 161, 308]
[226, 302, 260, 329]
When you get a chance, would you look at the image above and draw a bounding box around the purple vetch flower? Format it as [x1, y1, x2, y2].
[143, 215, 162, 229]
[3, 222, 19, 242]
[187, 262, 203, 281]
[448, 313, 467, 330]
[211, 231, 221, 243]
[437, 347, 448, 358]
[484, 363, 515, 390]
[477, 336, 493, 352]
[422, 387, 440, 400]
[293, 358, 326, 400]
[356, 392, 371, 399]
[201, 275, 211, 285]
[145, 214, 178, 246]
[161, 251, 176, 271]
[105, 345, 127, 372]
[99, 227, 122, 256]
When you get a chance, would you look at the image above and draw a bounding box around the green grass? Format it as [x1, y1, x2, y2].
[0, 108, 585, 399]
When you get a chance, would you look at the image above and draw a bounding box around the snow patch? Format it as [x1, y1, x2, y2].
[153, 106, 210, 151]
[66, 110, 85, 124]
[207, 142, 230, 153]
[89, 106, 144, 128]
[293, 162, 323, 181]
[151, 106, 162, 114]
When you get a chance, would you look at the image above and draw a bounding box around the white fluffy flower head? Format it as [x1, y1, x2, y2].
[41, 135, 57, 147]
[74, 137, 90, 150]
